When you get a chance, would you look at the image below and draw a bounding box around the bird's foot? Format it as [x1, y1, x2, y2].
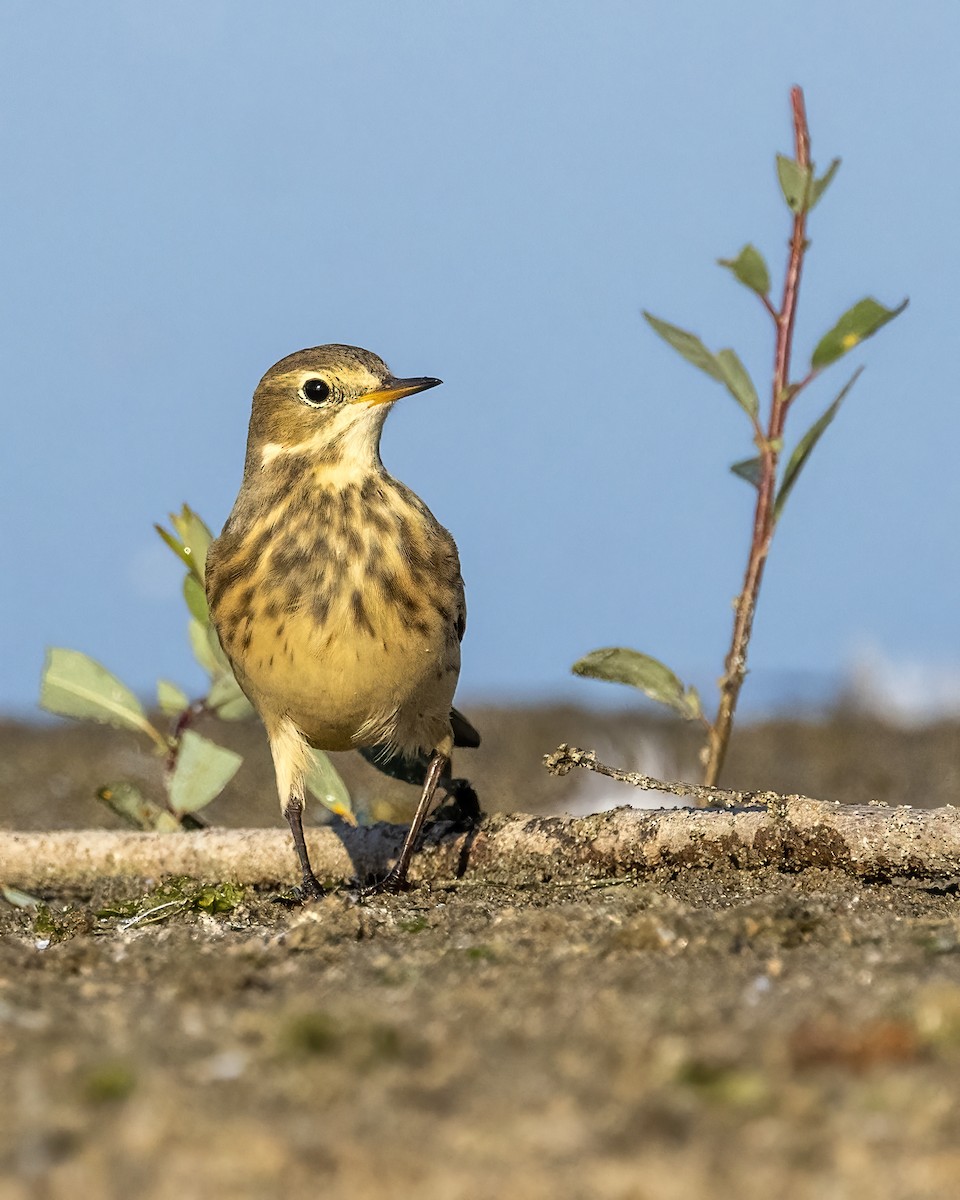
[296, 873, 327, 904]
[363, 866, 410, 897]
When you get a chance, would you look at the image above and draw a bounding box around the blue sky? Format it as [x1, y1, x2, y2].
[3, 1, 958, 717]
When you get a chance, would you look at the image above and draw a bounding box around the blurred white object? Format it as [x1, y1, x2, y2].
[562, 731, 693, 815]
[844, 643, 960, 724]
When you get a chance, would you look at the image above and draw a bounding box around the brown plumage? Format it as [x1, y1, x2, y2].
[206, 345, 477, 898]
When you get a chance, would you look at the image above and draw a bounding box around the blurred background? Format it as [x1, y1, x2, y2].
[2, 0, 958, 729]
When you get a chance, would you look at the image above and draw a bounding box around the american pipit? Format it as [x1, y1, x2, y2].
[206, 344, 478, 900]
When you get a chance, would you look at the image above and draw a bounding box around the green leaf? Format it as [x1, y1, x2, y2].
[189, 619, 220, 676]
[1, 885, 41, 909]
[170, 505, 213, 581]
[157, 678, 189, 716]
[194, 881, 245, 913]
[156, 505, 214, 582]
[643, 312, 724, 382]
[716, 349, 760, 420]
[643, 315, 759, 425]
[572, 648, 701, 721]
[155, 524, 194, 574]
[810, 157, 841, 209]
[97, 781, 182, 833]
[730, 456, 763, 488]
[168, 731, 242, 815]
[775, 368, 862, 521]
[776, 154, 812, 213]
[189, 619, 232, 679]
[717, 244, 770, 296]
[206, 671, 254, 721]
[183, 573, 209, 623]
[40, 648, 165, 748]
[305, 750, 355, 824]
[99, 878, 242, 924]
[811, 297, 908, 369]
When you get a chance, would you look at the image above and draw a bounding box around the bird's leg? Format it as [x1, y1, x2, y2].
[370, 750, 448, 895]
[284, 794, 326, 901]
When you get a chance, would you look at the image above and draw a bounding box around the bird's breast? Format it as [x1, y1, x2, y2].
[206, 471, 463, 752]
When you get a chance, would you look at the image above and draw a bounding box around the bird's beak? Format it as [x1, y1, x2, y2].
[356, 376, 443, 407]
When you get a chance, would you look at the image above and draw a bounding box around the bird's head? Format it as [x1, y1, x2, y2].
[244, 344, 441, 477]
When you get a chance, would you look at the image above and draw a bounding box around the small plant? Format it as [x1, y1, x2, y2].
[39, 505, 353, 828]
[97, 877, 246, 930]
[572, 87, 906, 788]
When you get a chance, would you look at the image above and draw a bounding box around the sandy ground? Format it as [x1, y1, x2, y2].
[2, 709, 960, 1200]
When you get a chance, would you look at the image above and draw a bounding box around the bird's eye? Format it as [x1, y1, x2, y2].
[301, 378, 332, 407]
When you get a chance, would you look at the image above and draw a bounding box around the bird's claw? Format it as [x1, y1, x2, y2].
[297, 875, 327, 904]
[363, 868, 409, 897]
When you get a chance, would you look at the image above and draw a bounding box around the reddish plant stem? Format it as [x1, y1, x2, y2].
[164, 700, 207, 773]
[703, 87, 811, 788]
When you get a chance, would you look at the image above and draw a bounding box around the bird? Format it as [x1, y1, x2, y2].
[205, 344, 478, 900]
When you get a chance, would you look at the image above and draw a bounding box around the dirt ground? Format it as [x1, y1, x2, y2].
[2, 708, 960, 1200]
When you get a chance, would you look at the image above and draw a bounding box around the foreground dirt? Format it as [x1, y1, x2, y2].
[5, 869, 960, 1200]
[2, 713, 960, 1199]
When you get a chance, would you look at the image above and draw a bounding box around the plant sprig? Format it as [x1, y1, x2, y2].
[572, 87, 906, 791]
[39, 505, 354, 828]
